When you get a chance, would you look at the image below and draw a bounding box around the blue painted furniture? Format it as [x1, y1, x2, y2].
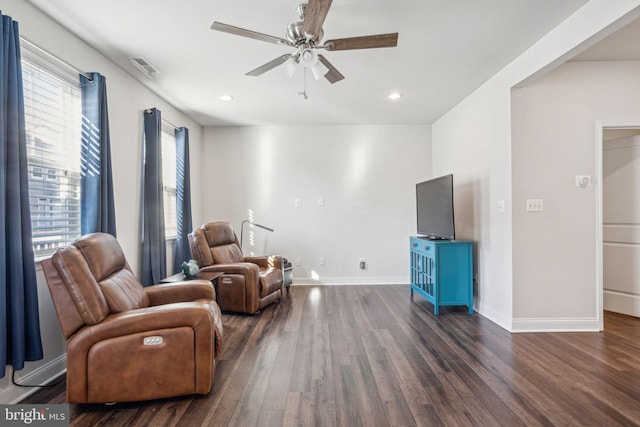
[410, 237, 473, 315]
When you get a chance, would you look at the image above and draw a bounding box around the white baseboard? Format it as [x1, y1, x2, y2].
[604, 290, 640, 317]
[511, 317, 600, 332]
[0, 355, 66, 404]
[475, 304, 512, 332]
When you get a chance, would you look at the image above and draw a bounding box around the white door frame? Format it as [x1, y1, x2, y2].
[595, 119, 640, 330]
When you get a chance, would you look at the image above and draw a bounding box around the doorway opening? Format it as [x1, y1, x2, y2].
[597, 124, 640, 330]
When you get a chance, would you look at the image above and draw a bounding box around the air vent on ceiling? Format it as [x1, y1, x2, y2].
[129, 57, 159, 79]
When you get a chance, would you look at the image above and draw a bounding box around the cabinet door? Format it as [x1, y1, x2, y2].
[411, 239, 435, 297]
[437, 244, 471, 304]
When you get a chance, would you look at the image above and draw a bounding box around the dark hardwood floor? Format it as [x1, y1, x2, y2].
[21, 285, 640, 426]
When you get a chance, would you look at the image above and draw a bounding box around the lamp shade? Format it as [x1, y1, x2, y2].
[283, 56, 298, 77]
[310, 61, 329, 80]
[299, 49, 318, 68]
[298, 48, 328, 80]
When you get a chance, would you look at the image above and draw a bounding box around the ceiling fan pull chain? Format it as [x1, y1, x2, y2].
[299, 67, 308, 100]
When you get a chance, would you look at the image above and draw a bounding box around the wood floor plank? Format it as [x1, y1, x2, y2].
[19, 286, 640, 426]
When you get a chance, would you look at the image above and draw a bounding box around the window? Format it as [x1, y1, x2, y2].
[22, 50, 82, 257]
[161, 124, 177, 239]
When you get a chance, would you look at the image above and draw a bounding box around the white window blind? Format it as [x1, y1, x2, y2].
[22, 51, 82, 257]
[162, 123, 177, 239]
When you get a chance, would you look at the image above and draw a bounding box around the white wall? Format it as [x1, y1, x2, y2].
[201, 125, 431, 284]
[512, 61, 640, 330]
[602, 135, 640, 316]
[432, 79, 514, 329]
[432, 0, 640, 331]
[1, 0, 203, 402]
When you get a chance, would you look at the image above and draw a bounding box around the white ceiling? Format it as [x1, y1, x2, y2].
[25, 0, 594, 126]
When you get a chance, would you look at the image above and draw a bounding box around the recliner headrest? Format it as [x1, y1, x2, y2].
[202, 221, 238, 246]
[73, 232, 127, 282]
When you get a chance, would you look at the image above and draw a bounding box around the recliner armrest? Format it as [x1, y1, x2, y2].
[69, 302, 219, 348]
[200, 262, 259, 277]
[200, 263, 262, 313]
[243, 255, 284, 270]
[145, 281, 215, 306]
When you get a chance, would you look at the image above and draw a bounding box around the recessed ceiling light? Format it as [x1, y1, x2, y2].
[219, 94, 233, 101]
[387, 92, 402, 100]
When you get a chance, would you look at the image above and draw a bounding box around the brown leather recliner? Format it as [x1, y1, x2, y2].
[42, 233, 223, 404]
[188, 221, 284, 314]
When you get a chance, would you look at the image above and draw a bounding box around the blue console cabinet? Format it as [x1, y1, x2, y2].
[410, 237, 473, 315]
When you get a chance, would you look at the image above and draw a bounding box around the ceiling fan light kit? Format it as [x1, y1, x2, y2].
[299, 48, 317, 67]
[296, 48, 327, 80]
[283, 56, 299, 78]
[211, 0, 398, 87]
[310, 61, 329, 80]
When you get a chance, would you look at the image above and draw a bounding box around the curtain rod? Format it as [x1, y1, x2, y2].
[20, 37, 186, 131]
[19, 36, 93, 81]
[144, 109, 180, 130]
[162, 118, 181, 131]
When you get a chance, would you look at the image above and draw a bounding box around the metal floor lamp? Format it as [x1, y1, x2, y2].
[240, 219, 274, 250]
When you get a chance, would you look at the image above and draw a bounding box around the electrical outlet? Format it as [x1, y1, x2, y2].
[526, 199, 543, 212]
[319, 256, 325, 266]
[295, 257, 302, 266]
[295, 198, 302, 208]
[359, 258, 366, 270]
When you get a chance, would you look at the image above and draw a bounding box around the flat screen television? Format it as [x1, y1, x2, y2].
[416, 174, 455, 240]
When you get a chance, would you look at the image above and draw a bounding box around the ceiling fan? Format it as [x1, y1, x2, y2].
[211, 0, 398, 84]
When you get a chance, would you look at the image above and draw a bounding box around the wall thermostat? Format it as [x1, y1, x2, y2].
[575, 175, 591, 188]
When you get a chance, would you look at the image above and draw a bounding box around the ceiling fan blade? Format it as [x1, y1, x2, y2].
[211, 22, 293, 46]
[245, 54, 292, 76]
[324, 33, 398, 51]
[302, 0, 333, 40]
[317, 55, 344, 84]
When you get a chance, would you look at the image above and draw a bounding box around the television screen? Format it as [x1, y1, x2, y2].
[416, 174, 455, 240]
